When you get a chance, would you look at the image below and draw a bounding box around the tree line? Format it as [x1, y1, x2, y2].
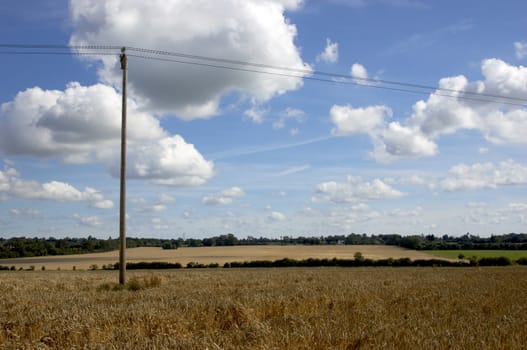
[1, 232, 526, 259]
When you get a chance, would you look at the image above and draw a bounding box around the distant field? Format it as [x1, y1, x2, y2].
[1, 267, 526, 349]
[429, 250, 527, 261]
[0, 245, 441, 270]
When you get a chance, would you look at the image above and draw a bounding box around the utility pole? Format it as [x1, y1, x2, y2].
[119, 47, 127, 285]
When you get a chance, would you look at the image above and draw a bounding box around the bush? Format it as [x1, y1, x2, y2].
[354, 252, 365, 261]
[273, 258, 297, 267]
[221, 256, 472, 269]
[392, 258, 412, 267]
[187, 262, 206, 268]
[97, 275, 162, 292]
[478, 257, 512, 266]
[161, 242, 177, 250]
[126, 277, 142, 291]
[125, 261, 182, 270]
[516, 257, 527, 265]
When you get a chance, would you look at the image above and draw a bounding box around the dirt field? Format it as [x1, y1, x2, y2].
[0, 245, 440, 270]
[1, 267, 526, 349]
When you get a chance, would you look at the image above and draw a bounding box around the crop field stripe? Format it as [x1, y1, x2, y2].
[428, 250, 527, 260]
[0, 245, 441, 270]
[1, 267, 526, 349]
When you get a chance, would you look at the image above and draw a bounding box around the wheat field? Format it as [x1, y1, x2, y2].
[1, 267, 526, 349]
[0, 245, 441, 270]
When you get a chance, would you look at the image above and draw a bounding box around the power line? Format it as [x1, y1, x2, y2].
[0, 44, 120, 50]
[0, 51, 117, 56]
[127, 53, 527, 107]
[125, 46, 527, 104]
[0, 43, 526, 106]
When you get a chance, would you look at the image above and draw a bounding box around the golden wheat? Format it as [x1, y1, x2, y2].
[0, 245, 441, 270]
[1, 267, 526, 349]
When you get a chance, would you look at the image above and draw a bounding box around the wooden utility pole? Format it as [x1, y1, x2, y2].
[119, 47, 127, 285]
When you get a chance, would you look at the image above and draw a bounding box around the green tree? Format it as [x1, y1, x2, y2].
[354, 252, 365, 261]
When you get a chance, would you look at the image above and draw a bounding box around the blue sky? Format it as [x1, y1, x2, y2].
[0, 0, 526, 238]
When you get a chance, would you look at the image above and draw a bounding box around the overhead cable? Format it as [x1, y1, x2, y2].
[0, 43, 525, 106]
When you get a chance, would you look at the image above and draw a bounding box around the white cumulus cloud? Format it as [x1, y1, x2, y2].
[315, 175, 405, 203]
[441, 160, 527, 191]
[73, 214, 102, 227]
[515, 41, 527, 59]
[408, 76, 479, 138]
[371, 122, 438, 162]
[390, 206, 423, 217]
[408, 59, 527, 145]
[480, 58, 527, 96]
[0, 83, 215, 187]
[0, 83, 165, 161]
[123, 136, 214, 187]
[69, 0, 311, 119]
[136, 202, 167, 213]
[159, 194, 175, 203]
[317, 38, 339, 63]
[481, 108, 527, 144]
[202, 186, 245, 205]
[273, 107, 305, 129]
[268, 211, 287, 221]
[0, 166, 113, 208]
[350, 63, 369, 84]
[331, 58, 527, 162]
[244, 106, 267, 124]
[330, 104, 390, 136]
[9, 208, 41, 217]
